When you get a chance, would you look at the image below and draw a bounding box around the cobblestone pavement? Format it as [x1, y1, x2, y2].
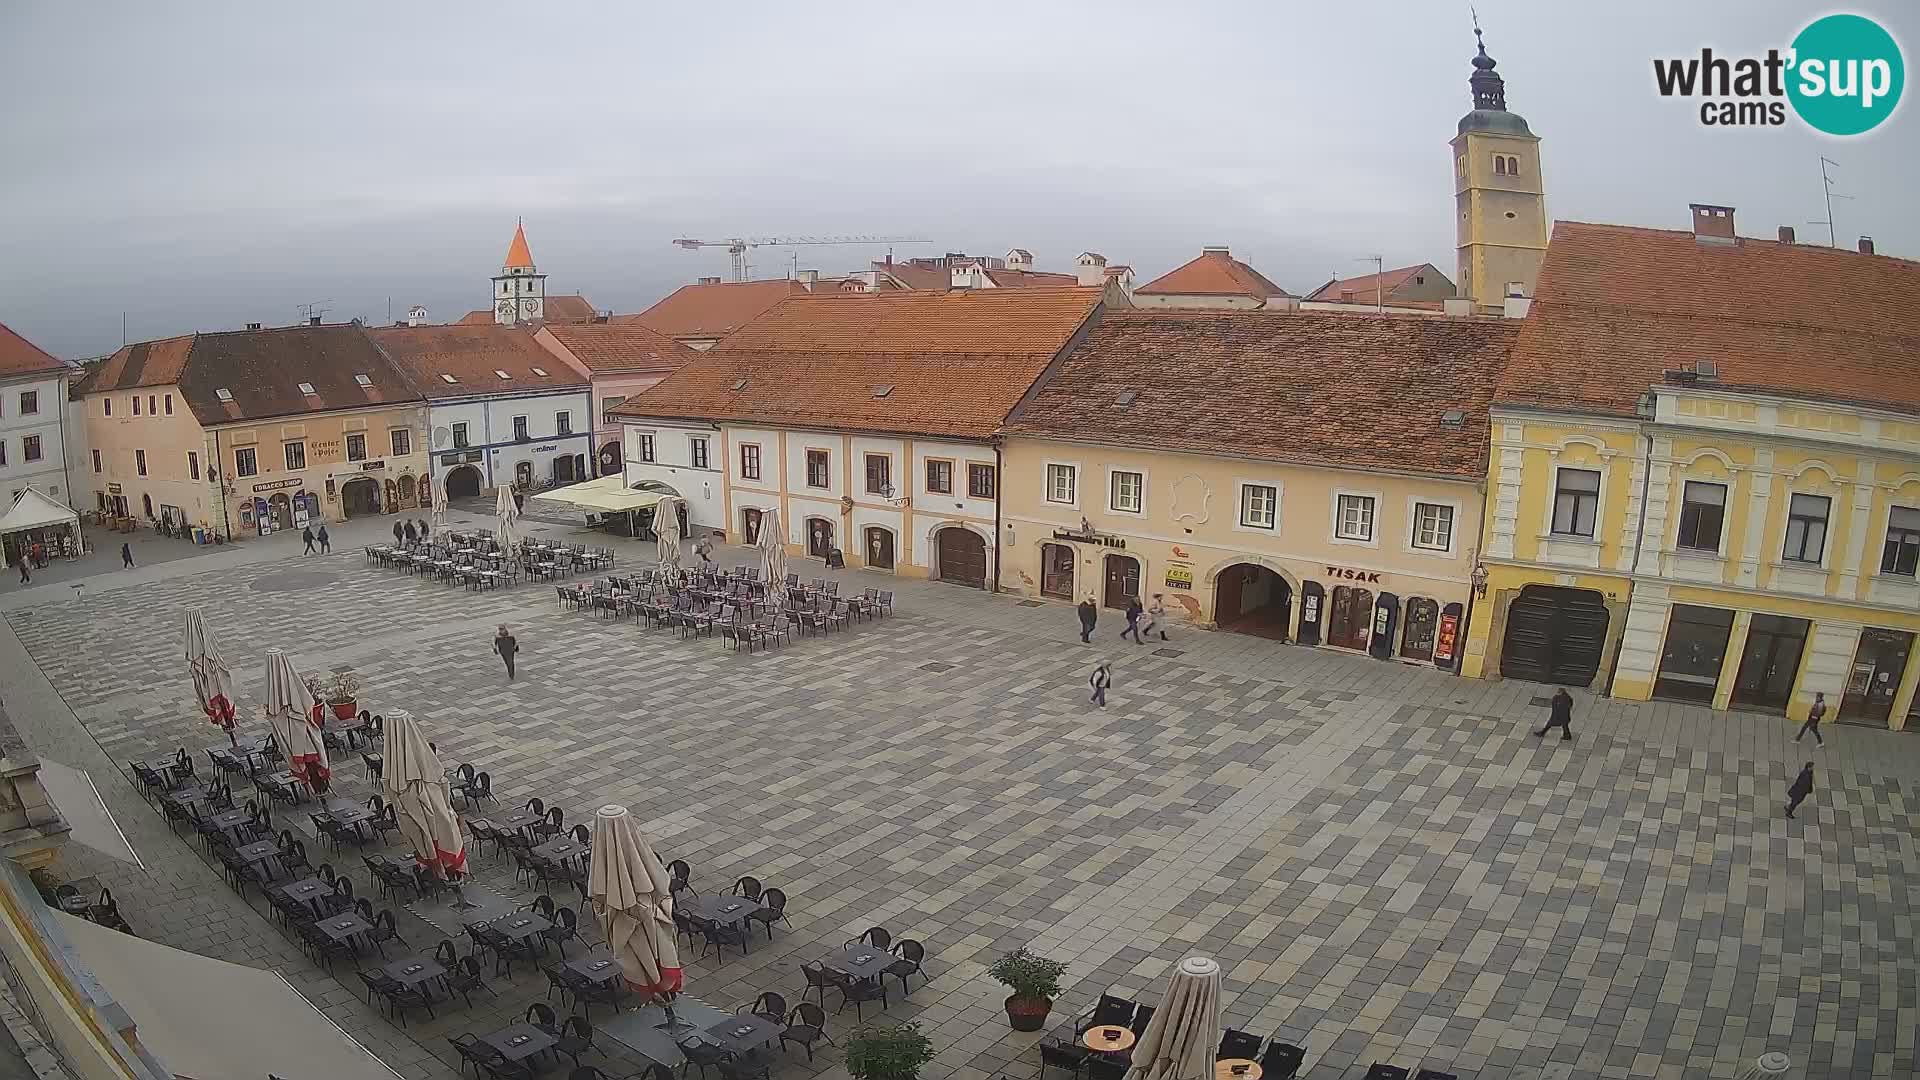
[4, 529, 1918, 1080]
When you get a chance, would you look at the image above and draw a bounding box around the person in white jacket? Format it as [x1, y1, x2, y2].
[1141, 594, 1170, 641]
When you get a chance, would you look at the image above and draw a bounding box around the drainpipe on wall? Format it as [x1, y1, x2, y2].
[991, 439, 1004, 595]
[1603, 420, 1657, 697]
[213, 428, 231, 542]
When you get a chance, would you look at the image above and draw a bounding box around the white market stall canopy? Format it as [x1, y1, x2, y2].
[529, 475, 668, 516]
[0, 486, 78, 539]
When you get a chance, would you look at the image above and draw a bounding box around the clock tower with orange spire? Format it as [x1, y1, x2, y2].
[492, 219, 546, 325]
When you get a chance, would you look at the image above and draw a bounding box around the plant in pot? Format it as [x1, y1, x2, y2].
[845, 1021, 935, 1080]
[990, 947, 1068, 1031]
[306, 671, 362, 721]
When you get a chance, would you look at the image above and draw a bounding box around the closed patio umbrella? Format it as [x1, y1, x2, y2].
[1124, 955, 1221, 1080]
[429, 474, 448, 533]
[757, 506, 787, 595]
[262, 648, 329, 794]
[381, 710, 465, 878]
[495, 483, 519, 551]
[654, 496, 683, 571]
[589, 804, 682, 999]
[184, 609, 237, 743]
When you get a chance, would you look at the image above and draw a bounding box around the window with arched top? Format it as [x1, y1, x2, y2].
[1506, 155, 1522, 176]
[1493, 155, 1506, 176]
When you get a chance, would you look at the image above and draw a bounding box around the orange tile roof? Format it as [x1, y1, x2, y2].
[503, 221, 535, 269]
[540, 321, 701, 376]
[1006, 309, 1518, 479]
[86, 334, 196, 395]
[1305, 264, 1435, 303]
[1136, 248, 1293, 299]
[614, 287, 1105, 440]
[86, 327, 425, 424]
[1500, 221, 1920, 418]
[370, 323, 586, 399]
[985, 268, 1080, 288]
[621, 279, 805, 341]
[0, 321, 66, 377]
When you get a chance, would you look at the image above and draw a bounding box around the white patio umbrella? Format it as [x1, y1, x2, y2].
[495, 483, 519, 551]
[1124, 956, 1222, 1080]
[381, 710, 466, 878]
[654, 496, 683, 571]
[590, 804, 683, 998]
[757, 506, 787, 595]
[429, 473, 448, 532]
[184, 609, 238, 743]
[262, 649, 330, 793]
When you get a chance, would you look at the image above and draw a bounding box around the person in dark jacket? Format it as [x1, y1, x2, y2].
[494, 625, 518, 681]
[1532, 688, 1574, 740]
[301, 526, 316, 555]
[1794, 692, 1827, 746]
[16, 560, 27, 585]
[120, 542, 134, 568]
[1122, 596, 1145, 644]
[316, 524, 331, 553]
[1076, 599, 1098, 644]
[1785, 761, 1815, 818]
[1089, 661, 1112, 708]
[403, 520, 418, 545]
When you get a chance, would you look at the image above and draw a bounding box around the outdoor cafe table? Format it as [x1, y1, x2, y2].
[533, 837, 584, 864]
[233, 839, 282, 876]
[704, 1012, 785, 1055]
[488, 810, 544, 835]
[483, 1024, 556, 1065]
[325, 803, 377, 841]
[381, 954, 446, 990]
[1214, 1060, 1262, 1080]
[167, 787, 213, 809]
[485, 912, 550, 944]
[205, 808, 254, 839]
[263, 770, 309, 802]
[824, 944, 893, 982]
[567, 949, 623, 984]
[316, 912, 371, 945]
[280, 876, 331, 914]
[685, 895, 763, 927]
[601, 999, 733, 1066]
[1084, 1027, 1137, 1054]
[333, 715, 370, 747]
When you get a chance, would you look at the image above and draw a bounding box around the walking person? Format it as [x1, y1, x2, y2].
[120, 542, 134, 569]
[1089, 661, 1112, 709]
[1532, 687, 1575, 741]
[1785, 761, 1815, 819]
[1122, 596, 1145, 644]
[301, 525, 316, 555]
[1794, 692, 1827, 746]
[393, 521, 404, 546]
[493, 625, 518, 682]
[695, 535, 714, 569]
[403, 520, 418, 546]
[16, 559, 27, 585]
[1142, 594, 1170, 642]
[317, 524, 331, 554]
[1076, 598, 1098, 644]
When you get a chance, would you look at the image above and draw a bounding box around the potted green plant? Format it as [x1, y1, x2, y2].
[306, 671, 362, 721]
[845, 1021, 935, 1080]
[990, 947, 1068, 1031]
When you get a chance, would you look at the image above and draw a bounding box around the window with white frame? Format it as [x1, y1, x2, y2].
[690, 437, 709, 469]
[346, 433, 366, 462]
[1675, 481, 1727, 552]
[637, 434, 655, 463]
[283, 440, 305, 470]
[1882, 506, 1920, 577]
[1240, 484, 1277, 529]
[1412, 502, 1454, 551]
[1109, 470, 1143, 513]
[1335, 493, 1376, 541]
[739, 443, 761, 480]
[1550, 468, 1601, 537]
[1783, 493, 1831, 564]
[1045, 463, 1076, 505]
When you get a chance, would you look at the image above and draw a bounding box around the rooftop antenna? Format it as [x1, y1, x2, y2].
[296, 300, 332, 324]
[1809, 156, 1852, 248]
[1356, 255, 1385, 313]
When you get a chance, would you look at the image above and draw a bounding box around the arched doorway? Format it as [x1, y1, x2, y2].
[1213, 563, 1293, 639]
[1102, 553, 1140, 609]
[597, 441, 621, 477]
[397, 474, 416, 508]
[515, 461, 535, 489]
[341, 477, 381, 518]
[1040, 542, 1075, 600]
[1400, 597, 1440, 662]
[936, 526, 987, 588]
[269, 493, 293, 530]
[742, 508, 763, 545]
[1327, 585, 1375, 650]
[141, 493, 154, 519]
[806, 517, 834, 559]
[445, 465, 482, 499]
[865, 527, 896, 571]
[1500, 585, 1610, 686]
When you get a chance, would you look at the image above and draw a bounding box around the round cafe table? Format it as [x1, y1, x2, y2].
[1083, 1026, 1136, 1053]
[1214, 1060, 1262, 1080]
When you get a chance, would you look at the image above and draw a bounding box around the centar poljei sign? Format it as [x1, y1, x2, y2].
[1653, 13, 1904, 135]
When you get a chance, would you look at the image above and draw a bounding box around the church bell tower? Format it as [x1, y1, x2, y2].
[1450, 28, 1548, 313]
[492, 220, 546, 325]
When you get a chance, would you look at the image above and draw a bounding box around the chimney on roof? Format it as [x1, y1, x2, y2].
[1075, 252, 1108, 287]
[796, 269, 818, 288]
[1859, 236, 1876, 255]
[1443, 297, 1472, 317]
[1202, 246, 1230, 255]
[1778, 226, 1796, 244]
[1005, 249, 1033, 273]
[1690, 203, 1738, 245]
[407, 304, 428, 327]
[308, 315, 322, 326]
[246, 322, 262, 331]
[697, 276, 721, 286]
[592, 312, 610, 324]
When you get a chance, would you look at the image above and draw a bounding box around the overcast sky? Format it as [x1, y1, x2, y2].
[2, 0, 1914, 359]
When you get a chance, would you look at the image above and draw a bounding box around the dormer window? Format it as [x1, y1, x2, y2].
[215, 388, 234, 402]
[531, 367, 548, 377]
[297, 382, 317, 396]
[354, 373, 372, 387]
[495, 370, 512, 380]
[440, 373, 458, 384]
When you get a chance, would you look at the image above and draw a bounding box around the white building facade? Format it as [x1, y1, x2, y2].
[427, 388, 594, 498]
[1, 367, 74, 509]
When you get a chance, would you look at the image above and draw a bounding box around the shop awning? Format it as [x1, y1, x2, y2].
[37, 760, 142, 868]
[0, 486, 79, 539]
[57, 912, 403, 1080]
[530, 475, 668, 515]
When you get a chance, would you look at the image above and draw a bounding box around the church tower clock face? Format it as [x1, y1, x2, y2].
[496, 299, 517, 322]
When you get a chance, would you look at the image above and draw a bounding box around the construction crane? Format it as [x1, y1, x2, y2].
[671, 235, 931, 282]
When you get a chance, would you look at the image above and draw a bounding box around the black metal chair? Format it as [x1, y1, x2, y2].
[367, 909, 406, 958]
[742, 991, 786, 1023]
[1084, 1057, 1127, 1080]
[800, 962, 835, 1006]
[1130, 1004, 1155, 1038]
[696, 917, 750, 960]
[731, 875, 763, 900]
[544, 907, 580, 957]
[676, 1037, 730, 1080]
[1077, 993, 1136, 1034]
[830, 969, 887, 1018]
[846, 926, 890, 950]
[747, 887, 789, 940]
[886, 939, 926, 994]
[1219, 1029, 1263, 1061]
[447, 954, 496, 1008]
[1039, 1040, 1091, 1080]
[780, 1002, 833, 1061]
[554, 1016, 596, 1068]
[1260, 1042, 1305, 1080]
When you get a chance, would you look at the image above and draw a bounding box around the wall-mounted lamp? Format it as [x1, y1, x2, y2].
[1471, 564, 1489, 597]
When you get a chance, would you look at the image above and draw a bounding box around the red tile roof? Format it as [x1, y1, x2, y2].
[503, 221, 535, 270]
[457, 294, 600, 326]
[370, 323, 586, 399]
[1006, 309, 1518, 479]
[619, 280, 805, 342]
[539, 321, 701, 376]
[0, 321, 67, 378]
[613, 287, 1105, 440]
[1136, 248, 1293, 299]
[83, 335, 196, 395]
[1500, 222, 1920, 418]
[1305, 264, 1434, 303]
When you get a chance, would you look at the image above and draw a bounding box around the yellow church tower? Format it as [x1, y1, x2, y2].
[1451, 29, 1548, 313]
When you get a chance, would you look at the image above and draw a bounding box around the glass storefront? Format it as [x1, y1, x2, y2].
[1653, 604, 1734, 704]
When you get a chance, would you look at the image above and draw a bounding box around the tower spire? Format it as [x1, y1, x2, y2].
[1469, 20, 1508, 111]
[504, 219, 535, 270]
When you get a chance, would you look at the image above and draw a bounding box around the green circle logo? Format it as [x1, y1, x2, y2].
[1788, 14, 1904, 135]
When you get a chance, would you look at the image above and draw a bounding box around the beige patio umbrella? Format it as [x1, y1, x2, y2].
[184, 609, 238, 743]
[757, 506, 787, 594]
[429, 472, 448, 532]
[262, 648, 330, 793]
[495, 483, 519, 551]
[381, 710, 466, 878]
[653, 496, 683, 571]
[1124, 955, 1222, 1080]
[589, 804, 683, 999]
